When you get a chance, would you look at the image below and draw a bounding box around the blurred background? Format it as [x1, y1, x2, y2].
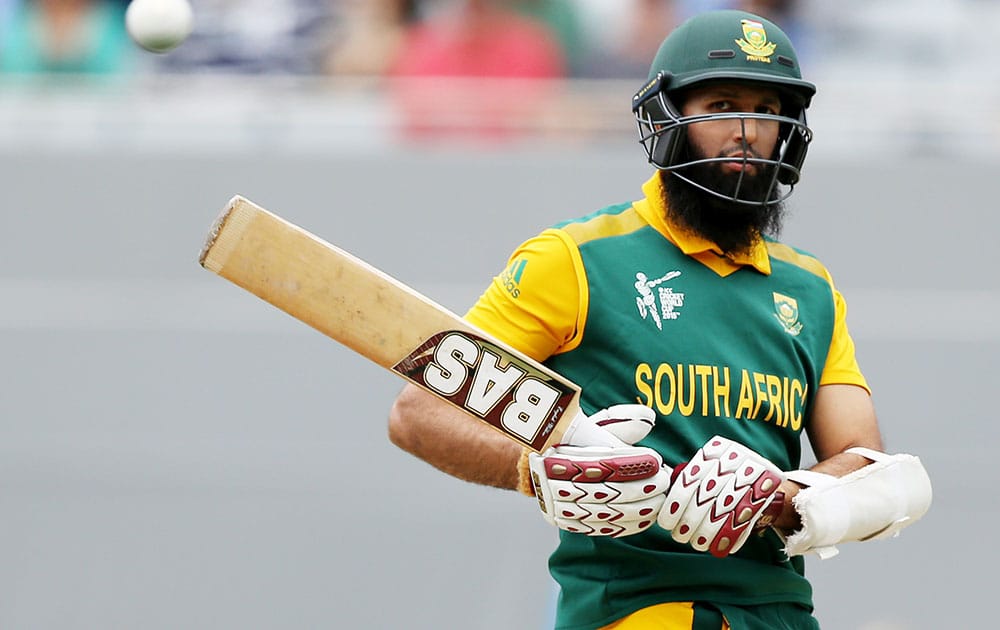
[0, 0, 996, 628]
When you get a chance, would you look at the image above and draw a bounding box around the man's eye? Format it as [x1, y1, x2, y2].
[711, 101, 732, 111]
[756, 105, 779, 115]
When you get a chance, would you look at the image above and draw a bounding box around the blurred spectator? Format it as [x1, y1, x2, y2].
[0, 0, 133, 74]
[151, 0, 333, 75]
[0, 0, 16, 28]
[387, 0, 566, 141]
[323, 0, 419, 77]
[676, 0, 734, 20]
[575, 0, 678, 80]
[390, 0, 565, 79]
[738, 0, 794, 18]
[677, 0, 800, 26]
[511, 0, 586, 77]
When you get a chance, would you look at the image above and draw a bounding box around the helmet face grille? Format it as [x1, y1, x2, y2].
[634, 83, 813, 206]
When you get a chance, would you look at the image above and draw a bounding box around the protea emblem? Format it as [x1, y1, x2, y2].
[736, 19, 777, 58]
[773, 292, 803, 336]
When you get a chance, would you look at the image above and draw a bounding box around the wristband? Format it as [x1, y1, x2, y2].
[516, 448, 536, 497]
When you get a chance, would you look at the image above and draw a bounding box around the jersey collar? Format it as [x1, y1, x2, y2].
[635, 173, 772, 277]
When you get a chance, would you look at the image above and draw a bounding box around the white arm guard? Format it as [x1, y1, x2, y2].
[783, 447, 932, 559]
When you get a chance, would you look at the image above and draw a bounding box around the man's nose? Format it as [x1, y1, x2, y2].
[735, 117, 758, 146]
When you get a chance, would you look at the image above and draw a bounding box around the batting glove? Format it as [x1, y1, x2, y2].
[528, 405, 672, 537]
[657, 436, 784, 557]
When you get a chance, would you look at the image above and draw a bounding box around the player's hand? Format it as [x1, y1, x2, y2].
[528, 405, 672, 537]
[657, 436, 784, 557]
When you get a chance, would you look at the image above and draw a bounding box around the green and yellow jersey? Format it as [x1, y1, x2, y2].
[465, 173, 867, 630]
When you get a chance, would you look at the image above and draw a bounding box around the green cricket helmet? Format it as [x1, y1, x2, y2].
[632, 10, 816, 205]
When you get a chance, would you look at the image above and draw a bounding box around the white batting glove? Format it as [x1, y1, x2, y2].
[528, 405, 672, 537]
[657, 436, 784, 557]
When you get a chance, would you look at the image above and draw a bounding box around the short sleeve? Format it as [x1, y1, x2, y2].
[819, 288, 870, 393]
[464, 229, 585, 362]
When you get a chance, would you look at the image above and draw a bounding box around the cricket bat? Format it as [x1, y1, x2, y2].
[198, 196, 580, 452]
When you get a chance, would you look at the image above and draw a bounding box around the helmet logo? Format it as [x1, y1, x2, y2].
[736, 19, 777, 62]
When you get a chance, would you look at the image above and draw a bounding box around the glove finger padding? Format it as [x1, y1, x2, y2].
[658, 436, 783, 557]
[529, 444, 671, 538]
[554, 495, 667, 523]
[554, 496, 666, 537]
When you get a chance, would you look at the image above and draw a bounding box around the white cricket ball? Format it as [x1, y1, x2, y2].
[125, 0, 194, 54]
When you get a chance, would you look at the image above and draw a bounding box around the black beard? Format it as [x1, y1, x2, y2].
[660, 161, 786, 256]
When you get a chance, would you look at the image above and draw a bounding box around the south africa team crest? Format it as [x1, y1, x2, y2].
[773, 292, 803, 336]
[736, 19, 777, 60]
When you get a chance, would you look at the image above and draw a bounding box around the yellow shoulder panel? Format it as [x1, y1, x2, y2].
[765, 242, 830, 281]
[559, 206, 647, 246]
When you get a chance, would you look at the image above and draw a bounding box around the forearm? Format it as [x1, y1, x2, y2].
[773, 384, 885, 530]
[388, 384, 523, 490]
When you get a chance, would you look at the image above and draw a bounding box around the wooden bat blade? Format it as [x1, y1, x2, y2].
[199, 195, 579, 452]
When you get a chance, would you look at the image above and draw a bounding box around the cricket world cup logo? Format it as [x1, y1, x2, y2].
[634, 270, 685, 330]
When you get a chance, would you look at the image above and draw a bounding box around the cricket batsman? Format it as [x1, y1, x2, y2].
[389, 10, 932, 629]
